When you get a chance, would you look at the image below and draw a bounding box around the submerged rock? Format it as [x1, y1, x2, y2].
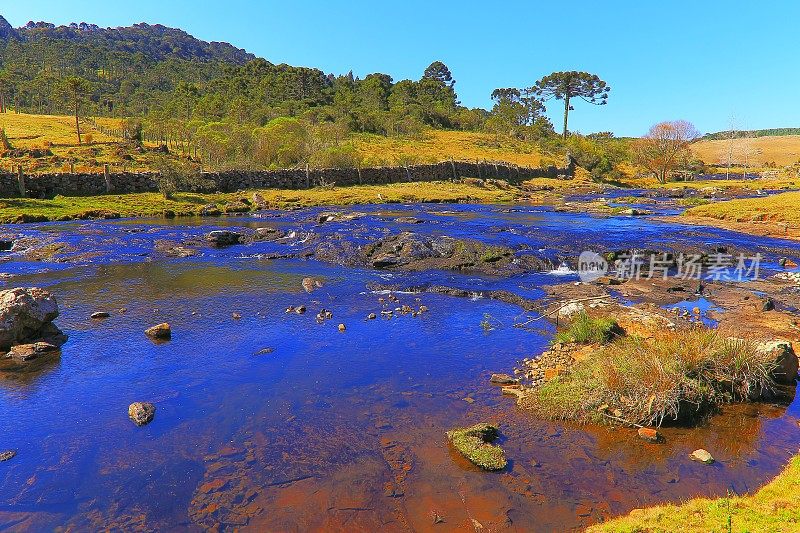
[490, 373, 518, 385]
[91, 311, 111, 319]
[446, 423, 507, 471]
[0, 287, 63, 351]
[145, 323, 171, 340]
[128, 402, 156, 426]
[690, 449, 714, 464]
[6, 341, 59, 362]
[205, 230, 242, 247]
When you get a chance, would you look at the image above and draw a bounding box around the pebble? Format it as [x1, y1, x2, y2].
[690, 449, 714, 464]
[367, 313, 377, 320]
[338, 323, 346, 332]
[144, 323, 171, 340]
[637, 427, 663, 443]
[128, 402, 156, 426]
[232, 312, 242, 320]
[0, 450, 16, 462]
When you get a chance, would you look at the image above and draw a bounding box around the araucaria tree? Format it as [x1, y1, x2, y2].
[60, 76, 92, 145]
[533, 71, 610, 138]
[633, 120, 699, 183]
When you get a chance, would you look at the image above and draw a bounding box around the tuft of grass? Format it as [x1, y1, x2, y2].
[553, 312, 622, 345]
[446, 423, 507, 471]
[588, 455, 800, 532]
[527, 326, 778, 427]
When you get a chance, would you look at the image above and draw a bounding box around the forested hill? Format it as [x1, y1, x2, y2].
[0, 15, 254, 63]
[701, 128, 800, 140]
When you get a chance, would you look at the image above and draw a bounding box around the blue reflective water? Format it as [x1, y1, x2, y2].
[0, 203, 799, 531]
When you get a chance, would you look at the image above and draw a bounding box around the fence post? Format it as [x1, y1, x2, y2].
[16, 166, 26, 197]
[103, 164, 113, 193]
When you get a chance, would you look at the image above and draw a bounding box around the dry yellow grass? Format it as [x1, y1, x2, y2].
[0, 112, 120, 147]
[352, 130, 543, 167]
[691, 135, 800, 166]
[0, 113, 151, 174]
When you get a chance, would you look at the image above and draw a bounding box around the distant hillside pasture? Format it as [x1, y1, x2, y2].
[352, 130, 544, 168]
[691, 135, 800, 167]
[0, 113, 152, 174]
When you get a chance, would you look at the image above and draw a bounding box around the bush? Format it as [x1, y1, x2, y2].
[149, 155, 209, 199]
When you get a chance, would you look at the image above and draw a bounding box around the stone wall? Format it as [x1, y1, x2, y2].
[0, 159, 575, 199]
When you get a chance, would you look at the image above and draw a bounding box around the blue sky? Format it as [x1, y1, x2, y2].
[3, 1, 797, 137]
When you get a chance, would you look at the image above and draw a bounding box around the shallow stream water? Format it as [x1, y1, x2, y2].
[1, 203, 799, 531]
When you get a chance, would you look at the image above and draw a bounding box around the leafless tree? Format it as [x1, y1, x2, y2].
[633, 120, 700, 183]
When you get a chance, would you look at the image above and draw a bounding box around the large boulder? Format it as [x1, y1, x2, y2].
[205, 230, 243, 247]
[0, 288, 61, 351]
[759, 341, 799, 384]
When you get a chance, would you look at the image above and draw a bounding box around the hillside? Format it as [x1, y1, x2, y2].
[0, 15, 254, 64]
[690, 134, 800, 167]
[0, 112, 548, 173]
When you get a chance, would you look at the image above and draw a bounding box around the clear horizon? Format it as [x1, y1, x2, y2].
[3, 0, 798, 137]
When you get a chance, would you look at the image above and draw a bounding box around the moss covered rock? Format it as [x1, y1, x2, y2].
[446, 423, 507, 471]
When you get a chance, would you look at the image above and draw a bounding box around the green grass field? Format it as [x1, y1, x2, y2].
[0, 180, 521, 223]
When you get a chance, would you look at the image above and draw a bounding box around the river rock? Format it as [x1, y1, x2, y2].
[6, 341, 60, 362]
[338, 323, 346, 332]
[91, 311, 111, 319]
[558, 301, 585, 318]
[199, 204, 222, 217]
[0, 287, 61, 351]
[205, 230, 242, 247]
[0, 450, 16, 462]
[690, 449, 714, 464]
[145, 323, 171, 340]
[758, 341, 798, 384]
[490, 373, 518, 385]
[301, 277, 322, 293]
[780, 257, 798, 269]
[252, 192, 269, 210]
[253, 226, 284, 241]
[128, 402, 156, 426]
[637, 427, 663, 443]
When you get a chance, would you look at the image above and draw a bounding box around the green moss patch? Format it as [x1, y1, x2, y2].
[446, 423, 507, 471]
